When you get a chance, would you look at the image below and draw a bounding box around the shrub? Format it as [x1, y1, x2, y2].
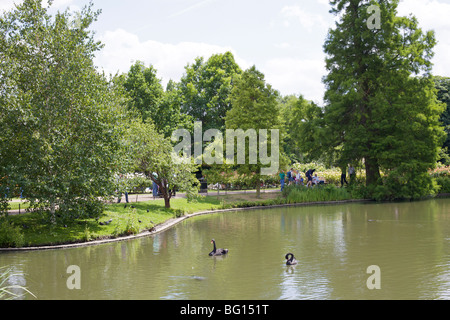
[436, 176, 450, 194]
[123, 211, 141, 236]
[372, 170, 438, 201]
[283, 184, 352, 203]
[0, 219, 25, 248]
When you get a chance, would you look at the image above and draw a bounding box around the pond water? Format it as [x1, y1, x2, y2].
[1, 198, 449, 300]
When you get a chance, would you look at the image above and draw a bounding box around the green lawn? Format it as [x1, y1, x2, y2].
[7, 201, 31, 211]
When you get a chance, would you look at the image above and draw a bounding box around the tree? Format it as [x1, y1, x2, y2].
[225, 66, 283, 198]
[322, 0, 445, 199]
[279, 95, 325, 164]
[180, 51, 242, 132]
[157, 80, 194, 138]
[122, 63, 192, 138]
[128, 121, 199, 209]
[0, 0, 128, 220]
[122, 61, 163, 120]
[434, 76, 450, 160]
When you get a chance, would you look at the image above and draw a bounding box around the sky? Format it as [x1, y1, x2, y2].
[1, 0, 450, 105]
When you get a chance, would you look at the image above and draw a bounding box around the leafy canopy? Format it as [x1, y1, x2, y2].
[127, 121, 199, 209]
[0, 0, 129, 220]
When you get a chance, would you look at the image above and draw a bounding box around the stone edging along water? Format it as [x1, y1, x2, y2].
[0, 199, 376, 252]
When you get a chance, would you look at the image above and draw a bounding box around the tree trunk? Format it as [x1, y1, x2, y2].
[160, 180, 171, 209]
[365, 156, 381, 187]
[164, 195, 171, 209]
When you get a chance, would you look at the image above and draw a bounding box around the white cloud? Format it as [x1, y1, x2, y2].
[432, 42, 450, 77]
[398, 0, 450, 77]
[169, 0, 217, 18]
[317, 0, 329, 5]
[280, 5, 330, 32]
[95, 28, 250, 87]
[398, 0, 450, 30]
[262, 58, 326, 104]
[274, 42, 292, 49]
[0, 0, 21, 12]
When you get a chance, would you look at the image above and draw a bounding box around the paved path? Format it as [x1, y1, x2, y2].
[6, 189, 281, 215]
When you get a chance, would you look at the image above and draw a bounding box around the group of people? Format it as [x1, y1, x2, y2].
[279, 164, 356, 192]
[279, 168, 325, 191]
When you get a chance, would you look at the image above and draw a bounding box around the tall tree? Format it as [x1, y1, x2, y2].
[122, 61, 163, 121]
[322, 0, 445, 199]
[279, 95, 324, 164]
[180, 51, 242, 132]
[122, 63, 192, 137]
[0, 0, 128, 220]
[434, 76, 450, 158]
[157, 80, 194, 138]
[225, 66, 283, 198]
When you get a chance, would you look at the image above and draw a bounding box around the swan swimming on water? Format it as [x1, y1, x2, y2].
[285, 253, 298, 265]
[209, 239, 229, 256]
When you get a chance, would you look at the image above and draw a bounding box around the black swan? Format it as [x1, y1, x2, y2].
[209, 239, 229, 256]
[285, 253, 298, 265]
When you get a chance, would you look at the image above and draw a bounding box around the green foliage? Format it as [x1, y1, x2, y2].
[282, 184, 353, 203]
[225, 65, 285, 197]
[432, 165, 450, 193]
[158, 80, 194, 137]
[279, 95, 325, 164]
[128, 121, 199, 208]
[114, 173, 153, 195]
[318, 0, 446, 199]
[0, 219, 25, 248]
[434, 76, 450, 157]
[227, 66, 279, 130]
[371, 171, 438, 201]
[123, 210, 141, 236]
[122, 61, 164, 120]
[0, 0, 129, 220]
[0, 198, 9, 220]
[180, 51, 242, 132]
[121, 62, 192, 137]
[222, 197, 287, 209]
[436, 176, 450, 194]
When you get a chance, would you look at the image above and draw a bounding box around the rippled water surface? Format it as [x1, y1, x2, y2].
[1, 198, 449, 300]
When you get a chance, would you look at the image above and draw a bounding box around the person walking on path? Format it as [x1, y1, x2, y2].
[288, 168, 295, 185]
[117, 174, 129, 203]
[279, 171, 286, 192]
[152, 181, 159, 199]
[296, 170, 302, 186]
[305, 168, 315, 187]
[349, 165, 356, 184]
[340, 165, 348, 187]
